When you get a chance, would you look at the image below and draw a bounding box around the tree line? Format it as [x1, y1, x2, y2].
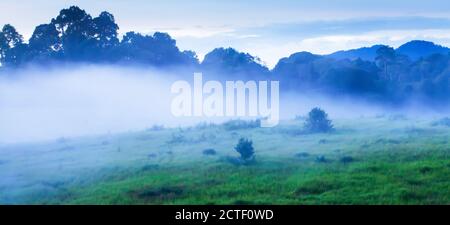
[1, 6, 449, 106]
[0, 6, 197, 67]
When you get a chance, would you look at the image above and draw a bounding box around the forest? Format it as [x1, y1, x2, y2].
[0, 6, 449, 107]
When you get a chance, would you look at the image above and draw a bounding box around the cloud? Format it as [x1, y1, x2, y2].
[235, 28, 450, 68]
[297, 29, 450, 54]
[0, 65, 186, 143]
[165, 16, 450, 68]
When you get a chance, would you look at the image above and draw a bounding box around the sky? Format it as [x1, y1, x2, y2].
[1, 0, 450, 68]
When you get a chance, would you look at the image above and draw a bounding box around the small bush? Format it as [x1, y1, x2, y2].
[234, 138, 255, 161]
[419, 166, 433, 174]
[140, 164, 159, 171]
[166, 132, 187, 144]
[295, 152, 310, 158]
[202, 149, 217, 156]
[431, 117, 450, 127]
[197, 133, 217, 143]
[223, 119, 261, 130]
[340, 156, 354, 163]
[148, 125, 164, 131]
[374, 138, 400, 145]
[195, 122, 217, 130]
[304, 108, 333, 133]
[221, 156, 244, 165]
[133, 186, 183, 200]
[295, 180, 340, 195]
[315, 155, 328, 163]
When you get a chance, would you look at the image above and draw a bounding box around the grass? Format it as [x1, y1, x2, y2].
[0, 116, 449, 204]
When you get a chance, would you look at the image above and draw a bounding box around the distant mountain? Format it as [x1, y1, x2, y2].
[396, 40, 450, 60]
[326, 41, 450, 61]
[1, 5, 449, 106]
[326, 45, 386, 61]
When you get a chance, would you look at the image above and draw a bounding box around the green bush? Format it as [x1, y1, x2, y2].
[304, 107, 333, 133]
[202, 149, 217, 156]
[234, 138, 255, 161]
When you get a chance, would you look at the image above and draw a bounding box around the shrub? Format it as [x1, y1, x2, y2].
[202, 149, 217, 156]
[221, 156, 243, 166]
[340, 156, 354, 163]
[234, 138, 255, 161]
[148, 125, 164, 131]
[166, 132, 187, 144]
[304, 107, 333, 133]
[315, 155, 328, 163]
[140, 164, 159, 171]
[431, 117, 450, 127]
[223, 119, 261, 130]
[295, 152, 310, 158]
[197, 132, 217, 143]
[195, 122, 217, 129]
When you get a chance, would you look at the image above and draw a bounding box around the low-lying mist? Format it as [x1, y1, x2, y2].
[0, 65, 179, 143]
[0, 64, 447, 144]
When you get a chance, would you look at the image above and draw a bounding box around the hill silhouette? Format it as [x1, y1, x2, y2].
[0, 6, 449, 107]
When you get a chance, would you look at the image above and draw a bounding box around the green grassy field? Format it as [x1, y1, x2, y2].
[0, 116, 449, 204]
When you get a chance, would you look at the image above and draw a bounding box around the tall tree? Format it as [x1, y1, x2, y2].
[375, 46, 396, 81]
[93, 11, 119, 49]
[28, 23, 61, 60]
[1, 24, 23, 48]
[51, 6, 95, 60]
[0, 24, 25, 66]
[0, 30, 8, 64]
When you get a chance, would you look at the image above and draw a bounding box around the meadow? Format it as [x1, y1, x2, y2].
[0, 115, 449, 204]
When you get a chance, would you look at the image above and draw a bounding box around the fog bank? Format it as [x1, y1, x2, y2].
[0, 65, 447, 144]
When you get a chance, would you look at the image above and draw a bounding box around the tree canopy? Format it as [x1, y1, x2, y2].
[0, 6, 197, 67]
[0, 6, 449, 107]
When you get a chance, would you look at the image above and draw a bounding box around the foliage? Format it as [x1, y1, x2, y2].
[0, 6, 197, 67]
[222, 119, 261, 130]
[201, 47, 270, 78]
[234, 138, 255, 161]
[1, 117, 450, 204]
[340, 156, 355, 163]
[431, 117, 450, 127]
[0, 6, 450, 106]
[315, 155, 328, 163]
[202, 149, 217, 156]
[304, 108, 333, 133]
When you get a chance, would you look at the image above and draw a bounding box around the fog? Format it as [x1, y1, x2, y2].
[0, 65, 185, 143]
[0, 65, 447, 144]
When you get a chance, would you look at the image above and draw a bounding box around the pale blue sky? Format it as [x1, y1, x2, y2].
[1, 0, 450, 67]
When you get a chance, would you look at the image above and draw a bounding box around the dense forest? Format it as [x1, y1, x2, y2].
[0, 6, 449, 106]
